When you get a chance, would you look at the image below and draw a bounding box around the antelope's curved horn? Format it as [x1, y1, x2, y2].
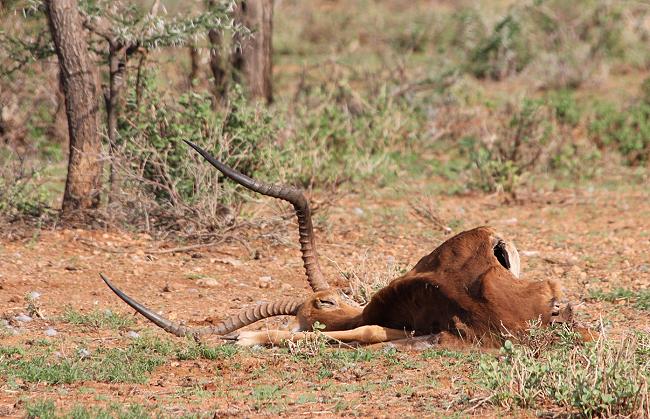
[184, 140, 329, 292]
[100, 273, 302, 337]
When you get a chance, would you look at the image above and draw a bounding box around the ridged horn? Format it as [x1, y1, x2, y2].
[184, 140, 329, 292]
[100, 273, 302, 337]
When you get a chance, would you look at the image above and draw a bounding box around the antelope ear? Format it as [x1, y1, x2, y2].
[505, 241, 521, 278]
[493, 240, 511, 270]
[491, 236, 521, 278]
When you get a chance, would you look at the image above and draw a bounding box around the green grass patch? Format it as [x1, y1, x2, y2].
[0, 335, 174, 385]
[25, 399, 152, 419]
[62, 307, 135, 330]
[588, 288, 650, 311]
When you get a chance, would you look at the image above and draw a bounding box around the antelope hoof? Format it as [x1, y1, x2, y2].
[235, 331, 267, 347]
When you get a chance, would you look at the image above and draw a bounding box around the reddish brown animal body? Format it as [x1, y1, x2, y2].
[100, 141, 574, 348]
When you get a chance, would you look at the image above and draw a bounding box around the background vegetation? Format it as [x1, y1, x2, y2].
[1, 0, 648, 234]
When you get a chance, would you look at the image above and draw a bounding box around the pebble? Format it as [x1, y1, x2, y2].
[27, 291, 41, 300]
[354, 207, 364, 216]
[197, 278, 220, 287]
[14, 313, 32, 323]
[44, 327, 57, 337]
[280, 283, 293, 291]
[496, 218, 518, 225]
[258, 276, 272, 289]
[78, 348, 91, 359]
[128, 331, 140, 339]
[521, 250, 540, 257]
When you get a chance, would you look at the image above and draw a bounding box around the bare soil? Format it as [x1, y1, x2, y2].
[1, 182, 649, 417]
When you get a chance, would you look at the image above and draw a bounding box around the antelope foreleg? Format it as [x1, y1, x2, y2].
[235, 325, 412, 347]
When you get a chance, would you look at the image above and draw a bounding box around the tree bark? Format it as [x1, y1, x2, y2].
[105, 45, 128, 203]
[208, 27, 228, 101]
[233, 0, 273, 103]
[188, 45, 200, 89]
[46, 0, 103, 214]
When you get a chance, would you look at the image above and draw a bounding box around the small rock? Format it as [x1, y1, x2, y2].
[78, 348, 91, 359]
[258, 276, 272, 289]
[203, 382, 218, 391]
[197, 278, 220, 287]
[128, 331, 140, 339]
[212, 257, 243, 267]
[14, 313, 32, 323]
[64, 265, 78, 271]
[44, 327, 57, 337]
[27, 291, 41, 300]
[521, 250, 540, 257]
[103, 309, 113, 317]
[162, 283, 174, 292]
[191, 253, 203, 259]
[496, 218, 518, 225]
[280, 283, 293, 291]
[354, 207, 364, 216]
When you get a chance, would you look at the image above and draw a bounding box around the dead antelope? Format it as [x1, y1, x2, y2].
[100, 140, 583, 348]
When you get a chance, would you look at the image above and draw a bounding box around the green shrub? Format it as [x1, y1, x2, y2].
[460, 98, 556, 194]
[478, 330, 649, 416]
[588, 101, 650, 165]
[548, 90, 581, 127]
[467, 14, 533, 80]
[0, 150, 53, 220]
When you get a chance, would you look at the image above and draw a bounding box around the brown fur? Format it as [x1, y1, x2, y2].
[287, 226, 567, 347]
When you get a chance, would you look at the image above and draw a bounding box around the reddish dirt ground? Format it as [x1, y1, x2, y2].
[1, 181, 649, 417]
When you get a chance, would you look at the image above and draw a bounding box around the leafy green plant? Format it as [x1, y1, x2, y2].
[477, 330, 649, 416]
[588, 101, 650, 165]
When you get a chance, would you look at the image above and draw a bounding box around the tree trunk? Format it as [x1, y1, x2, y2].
[208, 28, 228, 101]
[105, 45, 127, 203]
[233, 0, 273, 103]
[188, 45, 200, 89]
[45, 0, 102, 214]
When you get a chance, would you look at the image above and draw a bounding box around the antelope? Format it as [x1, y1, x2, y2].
[100, 140, 583, 348]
